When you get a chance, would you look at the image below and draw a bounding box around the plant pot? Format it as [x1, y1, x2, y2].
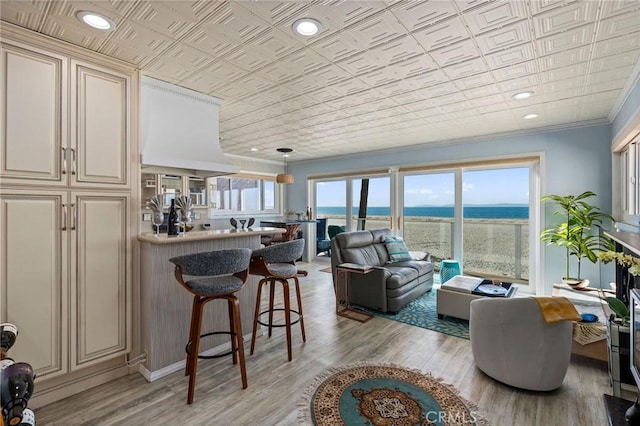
[563, 277, 590, 290]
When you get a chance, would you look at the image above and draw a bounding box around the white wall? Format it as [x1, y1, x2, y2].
[287, 124, 613, 291]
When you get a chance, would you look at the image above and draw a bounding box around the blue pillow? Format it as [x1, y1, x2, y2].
[384, 236, 412, 262]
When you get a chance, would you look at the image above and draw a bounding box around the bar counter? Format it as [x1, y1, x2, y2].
[138, 227, 285, 381]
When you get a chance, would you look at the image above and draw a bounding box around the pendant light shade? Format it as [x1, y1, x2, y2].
[276, 148, 294, 184]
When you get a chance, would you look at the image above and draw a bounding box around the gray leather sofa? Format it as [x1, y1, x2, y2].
[330, 228, 433, 313]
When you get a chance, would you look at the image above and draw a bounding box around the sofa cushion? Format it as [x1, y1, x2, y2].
[384, 236, 412, 262]
[383, 266, 419, 289]
[342, 245, 383, 266]
[392, 260, 433, 275]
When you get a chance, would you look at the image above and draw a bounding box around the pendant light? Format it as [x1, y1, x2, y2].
[276, 148, 294, 184]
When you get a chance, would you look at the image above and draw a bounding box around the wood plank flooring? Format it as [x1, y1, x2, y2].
[35, 261, 612, 425]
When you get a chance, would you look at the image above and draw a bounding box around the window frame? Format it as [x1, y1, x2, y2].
[209, 173, 281, 217]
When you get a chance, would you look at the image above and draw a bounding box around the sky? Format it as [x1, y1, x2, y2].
[317, 167, 530, 207]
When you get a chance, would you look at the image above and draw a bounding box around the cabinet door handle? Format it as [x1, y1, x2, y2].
[70, 148, 77, 175]
[71, 203, 77, 231]
[61, 147, 67, 175]
[62, 203, 67, 231]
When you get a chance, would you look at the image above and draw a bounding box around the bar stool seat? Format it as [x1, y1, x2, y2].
[169, 248, 252, 404]
[249, 239, 306, 361]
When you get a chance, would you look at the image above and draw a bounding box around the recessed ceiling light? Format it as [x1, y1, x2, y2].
[513, 91, 534, 100]
[250, 148, 259, 152]
[523, 113, 539, 119]
[76, 11, 115, 31]
[292, 18, 322, 36]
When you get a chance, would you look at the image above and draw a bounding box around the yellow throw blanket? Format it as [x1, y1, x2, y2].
[533, 296, 582, 323]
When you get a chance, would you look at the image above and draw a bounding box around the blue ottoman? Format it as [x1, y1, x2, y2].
[439, 260, 461, 284]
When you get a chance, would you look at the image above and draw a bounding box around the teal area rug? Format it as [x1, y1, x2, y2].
[359, 288, 470, 340]
[298, 362, 488, 425]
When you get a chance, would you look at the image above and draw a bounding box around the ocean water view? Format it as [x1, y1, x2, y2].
[317, 205, 529, 219]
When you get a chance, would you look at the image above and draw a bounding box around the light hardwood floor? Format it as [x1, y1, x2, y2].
[35, 261, 612, 425]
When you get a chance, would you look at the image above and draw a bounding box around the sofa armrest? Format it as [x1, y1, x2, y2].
[409, 251, 430, 261]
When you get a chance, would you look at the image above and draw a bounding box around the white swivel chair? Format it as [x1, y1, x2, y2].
[469, 297, 573, 391]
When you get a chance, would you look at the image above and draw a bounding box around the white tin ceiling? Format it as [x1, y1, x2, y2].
[1, 1, 639, 162]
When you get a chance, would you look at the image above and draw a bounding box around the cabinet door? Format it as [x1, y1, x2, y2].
[70, 60, 130, 188]
[0, 42, 67, 185]
[0, 190, 68, 379]
[70, 192, 130, 370]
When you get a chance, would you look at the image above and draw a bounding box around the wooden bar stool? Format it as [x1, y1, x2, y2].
[249, 239, 306, 361]
[169, 248, 252, 404]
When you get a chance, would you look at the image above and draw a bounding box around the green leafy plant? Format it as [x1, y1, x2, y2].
[606, 296, 630, 325]
[540, 191, 614, 281]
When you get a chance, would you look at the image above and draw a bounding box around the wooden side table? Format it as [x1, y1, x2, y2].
[335, 263, 374, 323]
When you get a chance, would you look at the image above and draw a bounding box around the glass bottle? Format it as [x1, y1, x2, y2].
[168, 199, 179, 236]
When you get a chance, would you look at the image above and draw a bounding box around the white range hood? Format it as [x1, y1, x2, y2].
[140, 76, 239, 177]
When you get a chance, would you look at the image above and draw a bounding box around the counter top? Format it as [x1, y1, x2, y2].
[605, 231, 640, 256]
[138, 226, 284, 245]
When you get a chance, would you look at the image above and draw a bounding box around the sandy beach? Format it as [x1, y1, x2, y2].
[324, 216, 529, 282]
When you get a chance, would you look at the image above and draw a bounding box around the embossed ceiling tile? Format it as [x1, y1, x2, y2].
[285, 73, 329, 94]
[463, 1, 526, 34]
[0, 1, 50, 30]
[276, 48, 331, 75]
[330, 77, 371, 97]
[536, 23, 595, 55]
[497, 75, 539, 93]
[337, 50, 386, 76]
[485, 43, 535, 69]
[390, 90, 429, 105]
[597, 10, 640, 41]
[462, 83, 501, 100]
[532, 1, 597, 38]
[412, 16, 469, 52]
[539, 62, 588, 83]
[600, 0, 640, 18]
[544, 77, 586, 93]
[430, 39, 480, 67]
[492, 60, 538, 81]
[405, 69, 451, 89]
[453, 73, 495, 90]
[430, 91, 467, 105]
[303, 86, 342, 103]
[259, 61, 307, 84]
[309, 32, 367, 62]
[537, 45, 590, 70]
[357, 68, 402, 88]
[239, 1, 310, 26]
[592, 33, 640, 58]
[41, 1, 124, 50]
[389, 0, 457, 31]
[582, 78, 629, 96]
[454, 0, 494, 12]
[374, 79, 418, 97]
[150, 44, 216, 74]
[189, 60, 248, 90]
[224, 45, 275, 72]
[370, 35, 426, 65]
[217, 76, 275, 100]
[126, 1, 201, 39]
[98, 20, 175, 66]
[537, 88, 582, 102]
[305, 1, 387, 29]
[469, 93, 509, 109]
[590, 58, 635, 77]
[346, 10, 407, 50]
[476, 20, 532, 54]
[312, 65, 356, 86]
[248, 27, 305, 61]
[189, 2, 270, 47]
[395, 99, 433, 113]
[443, 57, 488, 79]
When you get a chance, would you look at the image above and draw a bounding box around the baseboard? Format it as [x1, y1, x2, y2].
[138, 332, 255, 382]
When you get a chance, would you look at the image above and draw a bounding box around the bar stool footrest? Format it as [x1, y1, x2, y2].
[186, 331, 238, 360]
[256, 308, 301, 328]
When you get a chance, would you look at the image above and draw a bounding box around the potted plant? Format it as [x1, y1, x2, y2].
[540, 191, 614, 289]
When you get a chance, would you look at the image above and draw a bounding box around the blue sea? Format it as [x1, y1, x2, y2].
[316, 205, 529, 219]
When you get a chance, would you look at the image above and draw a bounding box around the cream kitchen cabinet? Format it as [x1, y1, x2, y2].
[1, 40, 131, 189]
[0, 189, 131, 379]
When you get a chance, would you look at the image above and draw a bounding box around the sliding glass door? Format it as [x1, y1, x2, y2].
[461, 168, 530, 282]
[402, 172, 455, 263]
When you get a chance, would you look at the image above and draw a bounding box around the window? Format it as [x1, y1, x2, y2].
[210, 174, 278, 214]
[622, 141, 639, 219]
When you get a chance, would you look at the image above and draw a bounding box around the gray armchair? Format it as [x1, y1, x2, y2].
[470, 297, 573, 391]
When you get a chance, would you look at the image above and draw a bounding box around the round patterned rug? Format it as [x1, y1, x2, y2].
[298, 363, 488, 426]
